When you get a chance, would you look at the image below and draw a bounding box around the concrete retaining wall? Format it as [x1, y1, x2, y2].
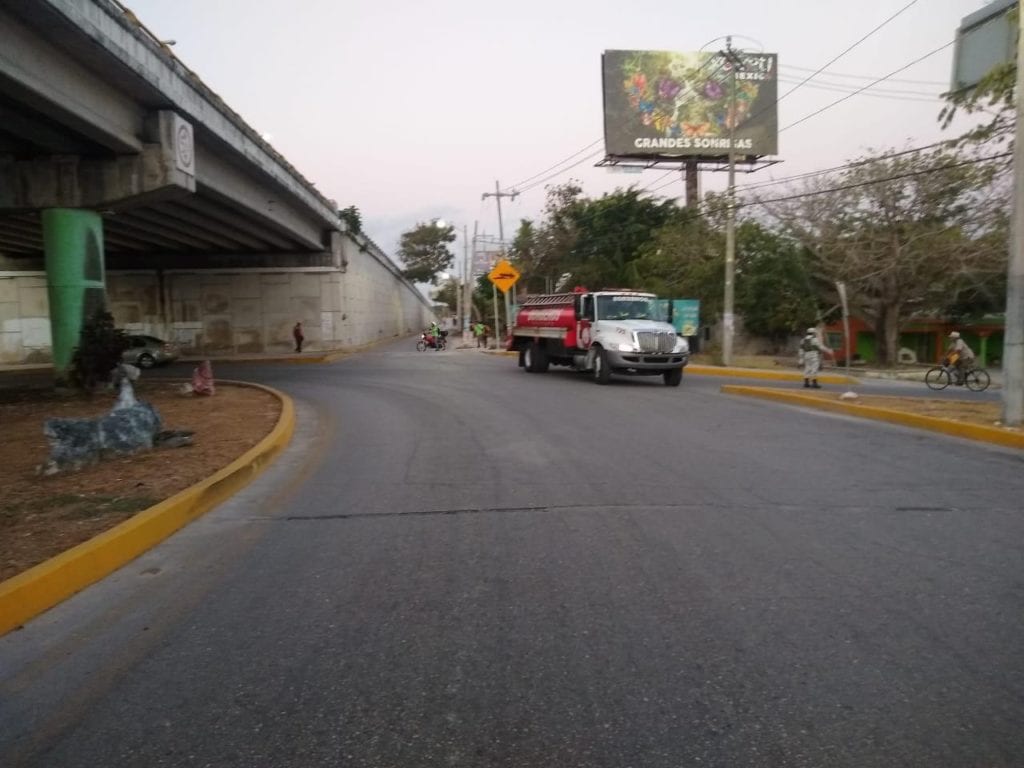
[0, 232, 433, 363]
[0, 271, 53, 363]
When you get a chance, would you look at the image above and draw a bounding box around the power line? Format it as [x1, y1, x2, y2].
[781, 63, 947, 87]
[506, 139, 604, 191]
[644, 5, 928, 199]
[780, 39, 955, 133]
[772, 0, 922, 110]
[645, 139, 960, 196]
[513, 149, 607, 195]
[776, 76, 943, 101]
[739, 151, 1010, 211]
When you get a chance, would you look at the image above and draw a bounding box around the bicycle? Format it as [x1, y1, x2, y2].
[924, 360, 991, 392]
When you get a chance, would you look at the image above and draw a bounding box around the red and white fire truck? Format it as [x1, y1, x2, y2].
[508, 288, 689, 386]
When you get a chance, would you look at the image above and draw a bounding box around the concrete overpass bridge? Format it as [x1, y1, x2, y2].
[0, 0, 432, 368]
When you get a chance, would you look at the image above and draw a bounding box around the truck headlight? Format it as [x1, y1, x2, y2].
[617, 342, 637, 352]
[673, 337, 690, 354]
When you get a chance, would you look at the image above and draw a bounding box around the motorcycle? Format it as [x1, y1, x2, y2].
[416, 329, 447, 351]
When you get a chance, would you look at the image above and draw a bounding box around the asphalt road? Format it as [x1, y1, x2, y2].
[2, 342, 1023, 767]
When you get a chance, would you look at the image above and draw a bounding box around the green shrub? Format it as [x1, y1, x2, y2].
[69, 309, 129, 393]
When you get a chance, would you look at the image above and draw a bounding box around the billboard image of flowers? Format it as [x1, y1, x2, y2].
[602, 50, 778, 159]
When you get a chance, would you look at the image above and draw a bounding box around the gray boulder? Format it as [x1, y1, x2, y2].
[41, 380, 163, 474]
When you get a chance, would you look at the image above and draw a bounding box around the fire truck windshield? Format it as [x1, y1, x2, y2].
[596, 295, 657, 322]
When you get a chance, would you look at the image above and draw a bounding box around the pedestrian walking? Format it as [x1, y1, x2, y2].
[293, 321, 304, 353]
[799, 327, 832, 389]
[473, 321, 484, 348]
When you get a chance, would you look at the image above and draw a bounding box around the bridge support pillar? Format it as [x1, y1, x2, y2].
[42, 209, 107, 378]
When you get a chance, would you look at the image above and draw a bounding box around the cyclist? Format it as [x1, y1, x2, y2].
[946, 331, 975, 385]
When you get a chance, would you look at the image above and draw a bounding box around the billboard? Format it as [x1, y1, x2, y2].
[602, 50, 778, 159]
[655, 299, 701, 336]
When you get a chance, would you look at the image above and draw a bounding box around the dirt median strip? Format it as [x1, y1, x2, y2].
[721, 385, 1024, 451]
[0, 381, 295, 638]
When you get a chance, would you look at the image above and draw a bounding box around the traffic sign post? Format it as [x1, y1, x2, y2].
[487, 259, 520, 347]
[487, 259, 520, 294]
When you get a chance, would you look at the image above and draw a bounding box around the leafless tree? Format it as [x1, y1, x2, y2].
[755, 146, 1007, 365]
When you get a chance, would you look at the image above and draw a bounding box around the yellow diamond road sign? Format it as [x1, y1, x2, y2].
[487, 259, 520, 293]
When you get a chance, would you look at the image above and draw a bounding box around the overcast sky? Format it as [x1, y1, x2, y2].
[126, 0, 990, 265]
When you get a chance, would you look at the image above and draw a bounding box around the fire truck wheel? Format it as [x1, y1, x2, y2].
[592, 347, 611, 385]
[525, 342, 549, 373]
[663, 367, 683, 387]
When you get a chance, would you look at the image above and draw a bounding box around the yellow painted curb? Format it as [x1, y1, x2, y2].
[722, 385, 1024, 450]
[0, 382, 295, 637]
[689, 365, 857, 385]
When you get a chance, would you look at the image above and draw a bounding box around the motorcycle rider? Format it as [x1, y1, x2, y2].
[428, 320, 443, 350]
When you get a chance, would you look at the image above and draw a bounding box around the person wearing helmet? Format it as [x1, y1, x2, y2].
[798, 326, 832, 389]
[946, 331, 975, 385]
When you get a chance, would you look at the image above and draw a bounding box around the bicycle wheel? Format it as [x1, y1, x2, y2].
[965, 368, 991, 392]
[925, 366, 951, 391]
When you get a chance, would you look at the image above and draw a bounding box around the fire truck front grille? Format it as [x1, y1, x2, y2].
[636, 331, 676, 353]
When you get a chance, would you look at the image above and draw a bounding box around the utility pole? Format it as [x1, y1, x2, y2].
[461, 224, 471, 343]
[1004, 7, 1024, 426]
[482, 180, 518, 344]
[721, 38, 742, 367]
[482, 180, 518, 244]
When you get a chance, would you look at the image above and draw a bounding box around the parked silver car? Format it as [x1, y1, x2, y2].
[121, 335, 180, 368]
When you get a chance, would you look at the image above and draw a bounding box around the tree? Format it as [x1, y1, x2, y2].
[398, 221, 456, 284]
[510, 182, 585, 295]
[762, 146, 1006, 365]
[432, 280, 460, 311]
[633, 208, 723, 311]
[339, 206, 363, 235]
[69, 308, 129, 393]
[734, 222, 820, 342]
[522, 183, 678, 293]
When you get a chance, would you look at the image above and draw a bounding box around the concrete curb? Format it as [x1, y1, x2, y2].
[688, 365, 858, 385]
[722, 385, 1024, 450]
[181, 350, 351, 366]
[484, 353, 859, 384]
[0, 381, 296, 638]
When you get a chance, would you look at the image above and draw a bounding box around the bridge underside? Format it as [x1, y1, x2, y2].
[0, 0, 339, 267]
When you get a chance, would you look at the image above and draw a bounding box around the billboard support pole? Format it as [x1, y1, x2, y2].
[722, 38, 739, 368]
[685, 159, 699, 208]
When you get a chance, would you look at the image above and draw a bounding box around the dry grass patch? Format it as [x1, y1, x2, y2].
[0, 381, 280, 582]
[795, 390, 1015, 430]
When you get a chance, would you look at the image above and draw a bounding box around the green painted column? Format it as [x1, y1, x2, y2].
[42, 209, 107, 376]
[979, 335, 989, 368]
